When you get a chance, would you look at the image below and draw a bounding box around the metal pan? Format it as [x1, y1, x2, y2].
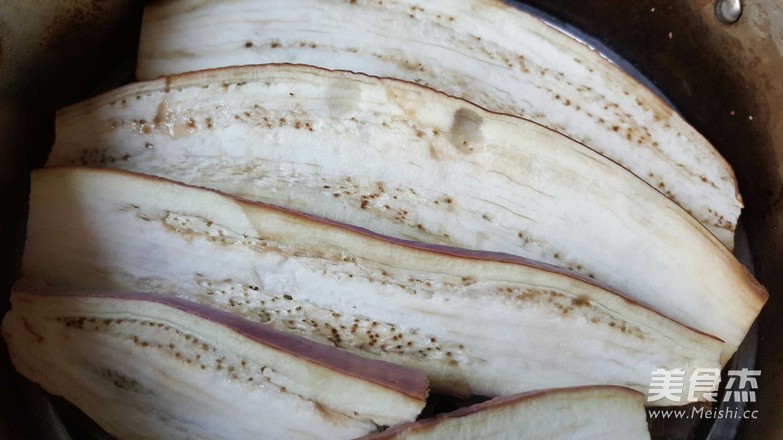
[0, 1, 780, 438]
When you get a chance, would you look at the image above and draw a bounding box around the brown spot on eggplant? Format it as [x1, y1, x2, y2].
[21, 318, 44, 343]
[153, 101, 168, 129]
[101, 369, 147, 394]
[460, 276, 476, 286]
[571, 296, 591, 307]
[448, 108, 483, 153]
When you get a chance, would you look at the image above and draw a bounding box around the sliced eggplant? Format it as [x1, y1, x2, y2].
[47, 66, 765, 363]
[23, 167, 724, 405]
[136, 0, 741, 248]
[361, 386, 650, 440]
[2, 279, 428, 440]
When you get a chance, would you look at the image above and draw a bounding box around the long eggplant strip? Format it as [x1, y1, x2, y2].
[361, 386, 650, 440]
[3, 279, 428, 439]
[136, 0, 741, 247]
[23, 167, 723, 405]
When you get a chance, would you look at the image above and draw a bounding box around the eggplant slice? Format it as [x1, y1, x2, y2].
[136, 0, 741, 248]
[361, 386, 650, 440]
[48, 66, 766, 362]
[23, 167, 724, 404]
[2, 279, 428, 440]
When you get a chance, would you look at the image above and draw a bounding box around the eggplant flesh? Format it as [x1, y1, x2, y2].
[362, 386, 650, 440]
[23, 167, 724, 405]
[136, 0, 741, 248]
[48, 66, 766, 363]
[2, 280, 428, 440]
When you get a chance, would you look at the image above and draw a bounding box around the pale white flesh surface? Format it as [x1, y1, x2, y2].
[48, 66, 766, 363]
[2, 280, 428, 440]
[362, 386, 650, 440]
[23, 167, 724, 405]
[136, 0, 741, 247]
